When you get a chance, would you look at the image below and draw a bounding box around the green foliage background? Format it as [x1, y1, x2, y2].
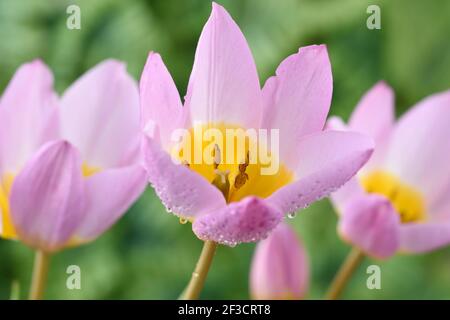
[0, 0, 449, 299]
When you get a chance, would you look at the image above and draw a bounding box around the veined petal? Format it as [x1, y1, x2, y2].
[0, 60, 59, 175]
[140, 52, 187, 147]
[338, 194, 400, 259]
[250, 223, 308, 300]
[9, 141, 85, 252]
[349, 81, 395, 144]
[267, 130, 374, 214]
[261, 45, 332, 169]
[75, 164, 147, 241]
[192, 196, 283, 246]
[184, 3, 261, 128]
[60, 59, 140, 169]
[399, 222, 450, 253]
[384, 90, 450, 211]
[349, 81, 395, 171]
[142, 136, 226, 218]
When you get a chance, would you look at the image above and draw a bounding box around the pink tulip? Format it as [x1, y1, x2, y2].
[329, 81, 450, 258]
[250, 223, 308, 300]
[0, 60, 147, 252]
[140, 3, 374, 246]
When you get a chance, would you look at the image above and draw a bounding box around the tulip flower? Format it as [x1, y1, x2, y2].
[250, 223, 308, 300]
[326, 82, 450, 299]
[0, 60, 146, 299]
[140, 3, 373, 299]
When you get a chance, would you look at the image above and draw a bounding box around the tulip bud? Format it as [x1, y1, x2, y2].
[250, 222, 308, 299]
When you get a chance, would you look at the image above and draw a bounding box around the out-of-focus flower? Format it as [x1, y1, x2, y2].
[329, 82, 450, 258]
[140, 3, 374, 246]
[0, 60, 147, 252]
[250, 223, 308, 300]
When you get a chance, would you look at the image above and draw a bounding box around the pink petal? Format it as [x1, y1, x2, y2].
[75, 164, 147, 241]
[399, 222, 450, 253]
[267, 130, 374, 214]
[250, 223, 308, 300]
[192, 196, 282, 246]
[0, 60, 59, 175]
[10, 141, 86, 252]
[261, 45, 332, 169]
[384, 90, 450, 211]
[184, 3, 261, 128]
[349, 81, 394, 144]
[349, 81, 395, 172]
[140, 52, 188, 147]
[60, 59, 140, 169]
[338, 194, 400, 259]
[142, 136, 226, 218]
[330, 177, 365, 216]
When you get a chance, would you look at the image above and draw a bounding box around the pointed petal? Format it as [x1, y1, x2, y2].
[142, 136, 226, 218]
[184, 3, 261, 128]
[9, 141, 85, 252]
[267, 130, 374, 214]
[384, 90, 450, 210]
[192, 196, 282, 246]
[75, 164, 147, 241]
[60, 60, 140, 168]
[250, 223, 308, 300]
[261, 45, 332, 169]
[339, 194, 400, 259]
[140, 52, 187, 147]
[399, 222, 450, 253]
[349, 81, 395, 144]
[0, 60, 59, 175]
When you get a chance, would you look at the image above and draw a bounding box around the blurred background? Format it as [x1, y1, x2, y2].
[0, 0, 449, 299]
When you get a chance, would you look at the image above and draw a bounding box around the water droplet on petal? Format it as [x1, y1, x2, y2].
[287, 212, 297, 219]
[179, 217, 188, 224]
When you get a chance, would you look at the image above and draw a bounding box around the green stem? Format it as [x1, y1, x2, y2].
[326, 247, 365, 300]
[29, 250, 51, 300]
[181, 241, 218, 300]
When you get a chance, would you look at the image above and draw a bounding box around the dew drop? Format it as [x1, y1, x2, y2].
[179, 217, 188, 225]
[287, 212, 297, 219]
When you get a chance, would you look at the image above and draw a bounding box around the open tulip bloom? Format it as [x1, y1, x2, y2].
[140, 3, 373, 299]
[326, 82, 450, 299]
[0, 60, 147, 299]
[250, 223, 308, 300]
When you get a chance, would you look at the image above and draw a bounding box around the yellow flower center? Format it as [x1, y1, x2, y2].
[175, 123, 293, 203]
[361, 171, 426, 223]
[0, 173, 16, 239]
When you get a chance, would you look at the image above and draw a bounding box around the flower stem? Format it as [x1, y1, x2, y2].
[326, 247, 365, 300]
[29, 250, 51, 300]
[182, 241, 218, 300]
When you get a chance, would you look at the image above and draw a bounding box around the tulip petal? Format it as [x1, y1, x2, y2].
[0, 60, 59, 175]
[384, 90, 450, 210]
[349, 81, 394, 145]
[140, 52, 187, 147]
[250, 223, 308, 300]
[142, 136, 226, 218]
[267, 130, 374, 214]
[60, 60, 140, 169]
[192, 196, 283, 246]
[184, 3, 261, 128]
[339, 194, 400, 259]
[9, 141, 85, 252]
[75, 164, 147, 241]
[349, 81, 395, 171]
[261, 45, 332, 169]
[399, 222, 450, 253]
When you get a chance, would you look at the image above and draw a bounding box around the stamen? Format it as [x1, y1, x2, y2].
[212, 169, 230, 200]
[213, 144, 221, 169]
[234, 151, 250, 190]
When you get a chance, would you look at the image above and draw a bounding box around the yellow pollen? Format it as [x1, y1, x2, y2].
[361, 171, 426, 223]
[176, 123, 293, 204]
[82, 163, 101, 177]
[0, 173, 17, 239]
